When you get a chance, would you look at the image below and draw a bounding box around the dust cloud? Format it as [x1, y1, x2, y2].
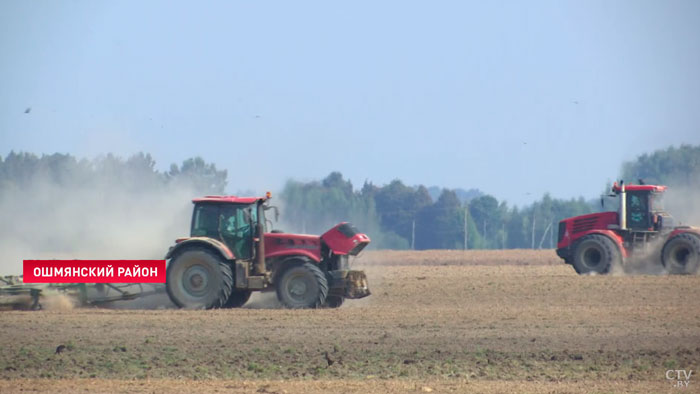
[663, 185, 700, 228]
[107, 290, 175, 309]
[0, 173, 196, 276]
[41, 294, 76, 311]
[620, 235, 668, 275]
[244, 292, 283, 309]
[619, 183, 700, 275]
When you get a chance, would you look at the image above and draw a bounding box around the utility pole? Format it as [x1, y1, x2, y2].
[550, 221, 554, 248]
[463, 209, 468, 250]
[502, 222, 506, 249]
[538, 222, 552, 249]
[411, 219, 416, 250]
[531, 211, 536, 249]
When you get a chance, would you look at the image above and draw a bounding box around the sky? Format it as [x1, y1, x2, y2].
[1, 0, 699, 206]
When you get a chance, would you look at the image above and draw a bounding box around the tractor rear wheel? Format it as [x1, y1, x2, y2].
[572, 234, 621, 275]
[276, 262, 328, 309]
[223, 290, 252, 308]
[166, 248, 233, 309]
[662, 233, 700, 274]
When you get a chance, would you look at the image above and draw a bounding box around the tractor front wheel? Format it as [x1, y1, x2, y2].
[166, 248, 233, 309]
[662, 233, 700, 274]
[276, 262, 328, 309]
[572, 234, 621, 275]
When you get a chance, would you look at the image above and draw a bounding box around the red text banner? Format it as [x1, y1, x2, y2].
[23, 260, 166, 283]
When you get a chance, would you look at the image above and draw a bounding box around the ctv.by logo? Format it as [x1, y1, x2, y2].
[666, 369, 693, 388]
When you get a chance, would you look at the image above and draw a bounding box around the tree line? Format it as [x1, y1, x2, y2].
[621, 144, 700, 186]
[281, 173, 593, 250]
[281, 144, 700, 250]
[2, 144, 697, 251]
[0, 151, 228, 196]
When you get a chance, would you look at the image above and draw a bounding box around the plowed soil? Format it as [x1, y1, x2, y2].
[1, 250, 698, 393]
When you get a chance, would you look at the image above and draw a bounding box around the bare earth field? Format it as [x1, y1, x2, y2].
[1, 250, 699, 393]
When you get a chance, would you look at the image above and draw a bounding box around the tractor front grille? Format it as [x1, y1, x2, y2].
[573, 217, 598, 234]
[349, 242, 368, 256]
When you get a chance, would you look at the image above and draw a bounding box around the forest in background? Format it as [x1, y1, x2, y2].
[281, 173, 592, 250]
[0, 144, 698, 255]
[281, 144, 700, 249]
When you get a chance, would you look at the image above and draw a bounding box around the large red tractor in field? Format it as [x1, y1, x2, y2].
[165, 193, 370, 309]
[556, 181, 700, 275]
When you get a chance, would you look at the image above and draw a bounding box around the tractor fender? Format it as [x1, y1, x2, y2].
[165, 237, 236, 261]
[576, 230, 627, 258]
[668, 227, 700, 239]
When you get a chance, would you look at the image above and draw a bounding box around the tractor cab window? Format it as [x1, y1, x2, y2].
[191, 203, 257, 259]
[650, 192, 665, 212]
[626, 191, 650, 230]
[219, 204, 255, 259]
[220, 205, 252, 235]
[191, 204, 220, 238]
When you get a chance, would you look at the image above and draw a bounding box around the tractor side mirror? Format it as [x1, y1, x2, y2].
[264, 205, 280, 222]
[243, 208, 252, 223]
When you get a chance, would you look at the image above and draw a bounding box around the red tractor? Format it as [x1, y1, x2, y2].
[556, 181, 700, 275]
[165, 193, 371, 309]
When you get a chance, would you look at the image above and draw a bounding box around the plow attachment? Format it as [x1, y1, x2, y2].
[0, 276, 164, 311]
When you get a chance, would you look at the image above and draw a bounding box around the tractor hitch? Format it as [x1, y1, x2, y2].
[328, 270, 371, 299]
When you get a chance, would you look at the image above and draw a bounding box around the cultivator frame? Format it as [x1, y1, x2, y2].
[0, 276, 163, 310]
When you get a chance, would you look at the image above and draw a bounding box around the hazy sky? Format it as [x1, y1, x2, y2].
[1, 1, 699, 206]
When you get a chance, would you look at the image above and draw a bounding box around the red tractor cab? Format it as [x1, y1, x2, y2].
[165, 193, 371, 309]
[556, 181, 700, 275]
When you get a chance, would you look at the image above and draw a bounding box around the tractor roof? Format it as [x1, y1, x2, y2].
[192, 195, 266, 204]
[612, 183, 667, 193]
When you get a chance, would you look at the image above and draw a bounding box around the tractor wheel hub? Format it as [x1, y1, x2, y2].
[183, 266, 209, 295]
[289, 279, 308, 296]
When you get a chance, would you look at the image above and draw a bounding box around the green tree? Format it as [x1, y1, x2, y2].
[415, 189, 463, 250]
[168, 157, 227, 194]
[468, 195, 501, 248]
[374, 180, 432, 243]
[621, 144, 700, 186]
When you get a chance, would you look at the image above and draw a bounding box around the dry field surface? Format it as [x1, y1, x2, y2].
[1, 249, 698, 393]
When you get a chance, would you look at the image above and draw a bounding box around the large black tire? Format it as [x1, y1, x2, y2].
[276, 262, 328, 309]
[324, 296, 344, 308]
[572, 234, 621, 275]
[662, 233, 700, 275]
[166, 248, 233, 309]
[223, 290, 252, 308]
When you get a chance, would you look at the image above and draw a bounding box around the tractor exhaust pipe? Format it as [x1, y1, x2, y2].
[255, 203, 266, 275]
[620, 183, 627, 230]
